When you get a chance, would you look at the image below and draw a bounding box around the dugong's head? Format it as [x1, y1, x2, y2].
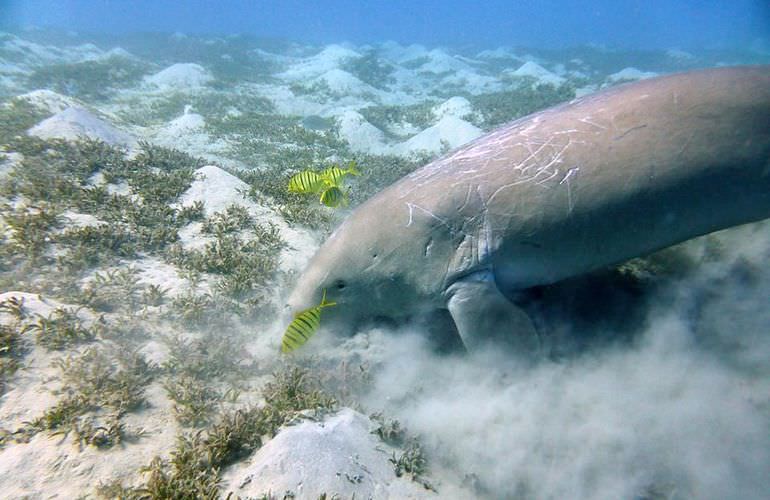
[285, 194, 448, 335]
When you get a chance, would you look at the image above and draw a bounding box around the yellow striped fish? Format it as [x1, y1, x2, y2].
[319, 185, 348, 208]
[281, 290, 336, 353]
[321, 161, 360, 186]
[288, 170, 326, 194]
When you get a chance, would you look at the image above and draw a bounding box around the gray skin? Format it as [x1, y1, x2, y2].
[287, 66, 770, 354]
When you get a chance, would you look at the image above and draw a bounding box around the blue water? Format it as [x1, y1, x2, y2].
[2, 0, 769, 49]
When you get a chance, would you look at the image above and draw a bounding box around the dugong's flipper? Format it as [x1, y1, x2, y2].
[447, 275, 540, 354]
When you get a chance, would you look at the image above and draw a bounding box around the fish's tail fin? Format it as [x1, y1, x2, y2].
[346, 161, 360, 176]
[320, 289, 337, 308]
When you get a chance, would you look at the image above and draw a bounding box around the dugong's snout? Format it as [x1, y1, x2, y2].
[284, 286, 316, 319]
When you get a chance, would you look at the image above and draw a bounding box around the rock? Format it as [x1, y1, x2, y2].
[223, 408, 435, 499]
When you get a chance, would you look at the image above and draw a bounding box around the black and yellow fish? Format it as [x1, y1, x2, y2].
[321, 161, 360, 186]
[288, 170, 326, 194]
[319, 185, 348, 208]
[288, 162, 358, 208]
[281, 290, 336, 353]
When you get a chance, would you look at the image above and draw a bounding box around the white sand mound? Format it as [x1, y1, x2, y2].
[432, 96, 474, 120]
[477, 47, 521, 60]
[0, 34, 103, 67]
[336, 110, 482, 157]
[507, 61, 566, 87]
[27, 107, 135, 146]
[178, 165, 318, 273]
[223, 408, 435, 499]
[666, 48, 695, 61]
[575, 84, 599, 98]
[378, 41, 429, 64]
[153, 109, 206, 142]
[417, 49, 472, 74]
[179, 165, 256, 217]
[278, 44, 361, 81]
[143, 63, 213, 89]
[314, 68, 380, 97]
[385, 120, 422, 138]
[103, 47, 136, 60]
[249, 82, 323, 116]
[607, 67, 658, 83]
[250, 47, 296, 64]
[65, 42, 104, 62]
[149, 107, 230, 158]
[441, 70, 501, 95]
[336, 109, 389, 154]
[396, 116, 482, 156]
[386, 66, 428, 96]
[15, 89, 83, 114]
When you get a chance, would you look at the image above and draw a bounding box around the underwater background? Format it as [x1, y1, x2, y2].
[3, 0, 770, 49]
[0, 1, 768, 499]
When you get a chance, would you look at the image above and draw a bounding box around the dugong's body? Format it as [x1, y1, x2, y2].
[288, 66, 770, 353]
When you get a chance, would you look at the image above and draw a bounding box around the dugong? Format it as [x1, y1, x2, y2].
[287, 66, 770, 353]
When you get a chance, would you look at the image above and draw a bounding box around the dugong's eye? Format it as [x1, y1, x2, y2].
[334, 279, 347, 290]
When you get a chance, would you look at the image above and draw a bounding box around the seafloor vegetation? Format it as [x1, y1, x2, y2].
[0, 27, 767, 499]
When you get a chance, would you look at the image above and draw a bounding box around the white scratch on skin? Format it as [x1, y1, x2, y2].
[578, 117, 607, 129]
[535, 169, 560, 185]
[481, 135, 580, 205]
[559, 167, 580, 185]
[519, 137, 556, 168]
[559, 166, 580, 212]
[401, 118, 590, 207]
[405, 202, 450, 228]
[488, 181, 523, 206]
[456, 184, 474, 212]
